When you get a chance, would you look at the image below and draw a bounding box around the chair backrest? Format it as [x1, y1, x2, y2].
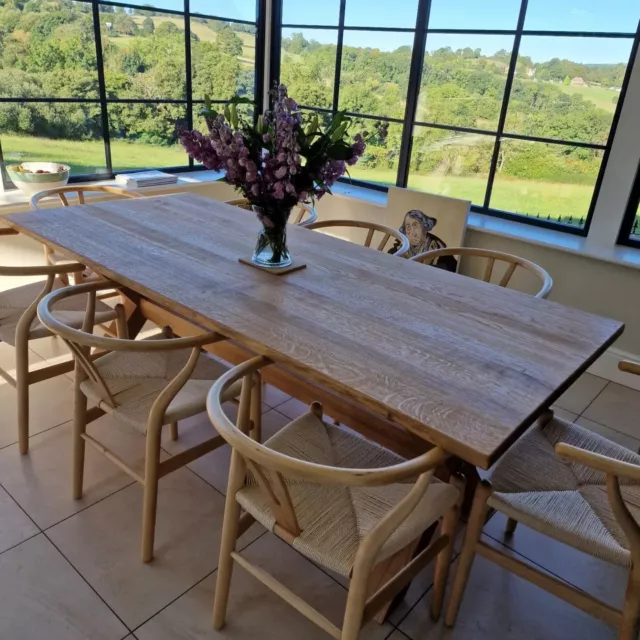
[411, 247, 553, 299]
[304, 220, 410, 257]
[207, 355, 446, 539]
[30, 185, 141, 209]
[37, 281, 223, 409]
[225, 198, 318, 227]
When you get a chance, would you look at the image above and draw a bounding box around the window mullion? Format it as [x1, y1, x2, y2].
[396, 0, 430, 188]
[482, 0, 529, 211]
[332, 0, 347, 114]
[92, 0, 113, 178]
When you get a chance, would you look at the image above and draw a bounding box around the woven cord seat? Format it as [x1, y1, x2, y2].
[81, 334, 240, 434]
[488, 417, 640, 567]
[446, 393, 640, 639]
[237, 412, 459, 577]
[207, 355, 464, 640]
[0, 279, 116, 346]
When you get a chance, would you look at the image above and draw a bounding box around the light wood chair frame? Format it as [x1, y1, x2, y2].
[225, 198, 318, 227]
[37, 280, 245, 562]
[411, 246, 553, 298]
[305, 219, 410, 258]
[207, 355, 463, 640]
[30, 185, 142, 286]
[446, 374, 640, 640]
[0, 247, 124, 455]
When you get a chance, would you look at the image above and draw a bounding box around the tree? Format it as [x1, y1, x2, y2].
[563, 75, 571, 85]
[141, 16, 154, 35]
[216, 26, 243, 57]
[155, 20, 180, 36]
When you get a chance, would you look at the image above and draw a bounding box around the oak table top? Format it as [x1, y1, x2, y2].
[5, 193, 624, 469]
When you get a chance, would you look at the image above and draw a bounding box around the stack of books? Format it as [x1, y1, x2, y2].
[115, 171, 178, 189]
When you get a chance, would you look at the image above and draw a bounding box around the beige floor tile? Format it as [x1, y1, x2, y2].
[0, 341, 45, 379]
[27, 336, 74, 370]
[135, 533, 393, 640]
[550, 405, 577, 422]
[262, 383, 291, 408]
[0, 534, 128, 640]
[0, 415, 150, 529]
[163, 409, 291, 495]
[0, 485, 39, 553]
[275, 397, 309, 420]
[47, 467, 262, 629]
[0, 372, 76, 450]
[575, 416, 640, 452]
[398, 552, 616, 639]
[583, 382, 640, 439]
[554, 373, 608, 415]
[483, 514, 627, 609]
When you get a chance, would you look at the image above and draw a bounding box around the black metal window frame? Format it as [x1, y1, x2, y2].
[0, 0, 266, 191]
[618, 161, 640, 248]
[272, 0, 640, 237]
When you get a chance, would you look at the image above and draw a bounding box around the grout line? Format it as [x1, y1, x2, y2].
[0, 481, 43, 532]
[579, 380, 610, 417]
[42, 530, 133, 634]
[0, 418, 75, 452]
[42, 480, 137, 532]
[129, 529, 268, 634]
[0, 531, 42, 559]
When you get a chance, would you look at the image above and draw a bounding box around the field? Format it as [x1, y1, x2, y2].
[3, 134, 593, 223]
[109, 17, 256, 63]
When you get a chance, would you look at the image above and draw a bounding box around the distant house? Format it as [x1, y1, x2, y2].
[527, 67, 536, 78]
[570, 77, 588, 88]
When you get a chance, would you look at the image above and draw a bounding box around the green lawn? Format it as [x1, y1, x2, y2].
[3, 134, 592, 223]
[348, 166, 593, 222]
[2, 134, 186, 175]
[556, 83, 619, 114]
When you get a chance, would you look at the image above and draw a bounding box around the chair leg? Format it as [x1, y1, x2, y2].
[250, 372, 262, 442]
[213, 450, 246, 630]
[505, 517, 518, 536]
[141, 424, 162, 563]
[341, 564, 370, 640]
[72, 388, 88, 499]
[430, 475, 465, 621]
[16, 345, 30, 455]
[169, 421, 179, 441]
[620, 566, 640, 640]
[444, 480, 492, 627]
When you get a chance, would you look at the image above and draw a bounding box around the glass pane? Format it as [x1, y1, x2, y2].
[190, 1, 256, 22]
[0, 102, 106, 176]
[408, 127, 495, 205]
[192, 20, 255, 100]
[490, 139, 601, 226]
[283, 0, 340, 25]
[631, 203, 640, 240]
[344, 0, 419, 29]
[505, 37, 633, 144]
[418, 35, 514, 130]
[339, 32, 414, 118]
[525, 0, 639, 33]
[428, 0, 521, 30]
[0, 0, 99, 99]
[108, 103, 188, 172]
[100, 7, 186, 100]
[112, 1, 184, 11]
[343, 121, 403, 187]
[280, 29, 338, 110]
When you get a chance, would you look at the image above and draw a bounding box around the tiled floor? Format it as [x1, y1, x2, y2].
[0, 340, 637, 639]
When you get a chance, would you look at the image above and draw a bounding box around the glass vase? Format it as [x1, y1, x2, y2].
[251, 205, 292, 268]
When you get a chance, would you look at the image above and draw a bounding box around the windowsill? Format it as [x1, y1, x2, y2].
[3, 171, 639, 271]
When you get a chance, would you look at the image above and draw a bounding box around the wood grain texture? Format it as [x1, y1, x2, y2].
[5, 193, 624, 468]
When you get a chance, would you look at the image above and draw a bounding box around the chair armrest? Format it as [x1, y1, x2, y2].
[0, 262, 87, 277]
[619, 360, 640, 376]
[556, 442, 640, 481]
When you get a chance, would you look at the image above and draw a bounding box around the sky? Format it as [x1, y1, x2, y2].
[119, 0, 639, 63]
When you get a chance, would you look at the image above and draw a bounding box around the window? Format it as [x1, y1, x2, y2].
[0, 0, 264, 189]
[273, 0, 640, 234]
[618, 162, 640, 248]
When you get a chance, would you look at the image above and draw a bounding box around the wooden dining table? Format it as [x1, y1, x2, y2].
[5, 192, 624, 470]
[4, 191, 624, 621]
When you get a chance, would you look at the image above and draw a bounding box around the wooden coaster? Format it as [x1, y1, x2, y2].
[238, 257, 307, 275]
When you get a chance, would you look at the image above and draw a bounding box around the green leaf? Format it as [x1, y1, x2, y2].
[230, 103, 238, 129]
[229, 95, 254, 106]
[331, 121, 349, 142]
[224, 104, 231, 123]
[257, 114, 264, 134]
[328, 143, 353, 160]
